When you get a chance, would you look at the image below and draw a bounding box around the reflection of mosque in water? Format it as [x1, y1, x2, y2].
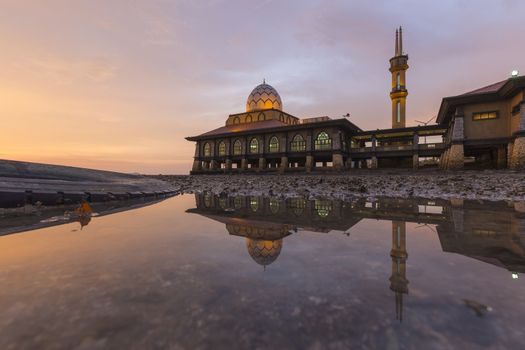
[188, 194, 525, 320]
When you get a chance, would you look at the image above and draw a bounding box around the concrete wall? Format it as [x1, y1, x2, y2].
[462, 101, 510, 139]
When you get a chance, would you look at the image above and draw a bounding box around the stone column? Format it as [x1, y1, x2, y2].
[191, 160, 201, 172]
[371, 156, 378, 169]
[241, 158, 248, 170]
[440, 148, 448, 169]
[191, 142, 202, 172]
[305, 155, 313, 172]
[447, 144, 464, 169]
[280, 156, 288, 173]
[332, 153, 344, 170]
[210, 159, 218, 170]
[447, 111, 465, 169]
[496, 146, 506, 169]
[258, 157, 266, 170]
[225, 159, 232, 170]
[507, 142, 514, 168]
[510, 102, 525, 169]
[345, 157, 352, 170]
[412, 154, 419, 169]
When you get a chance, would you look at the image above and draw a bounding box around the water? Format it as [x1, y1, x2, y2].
[1, 194, 524, 349]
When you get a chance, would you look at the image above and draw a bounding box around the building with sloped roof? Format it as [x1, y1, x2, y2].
[186, 28, 525, 173]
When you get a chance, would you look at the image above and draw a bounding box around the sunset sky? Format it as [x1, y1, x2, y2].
[1, 0, 523, 174]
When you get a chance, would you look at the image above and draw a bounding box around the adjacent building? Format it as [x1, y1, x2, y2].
[186, 28, 525, 173]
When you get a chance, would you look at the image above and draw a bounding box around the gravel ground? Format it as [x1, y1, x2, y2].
[154, 170, 525, 202]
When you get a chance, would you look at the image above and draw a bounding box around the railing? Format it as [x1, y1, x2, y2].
[350, 143, 445, 153]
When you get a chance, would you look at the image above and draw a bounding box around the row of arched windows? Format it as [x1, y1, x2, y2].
[202, 132, 333, 156]
[202, 194, 331, 218]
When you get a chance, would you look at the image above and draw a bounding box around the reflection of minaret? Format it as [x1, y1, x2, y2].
[389, 221, 409, 321]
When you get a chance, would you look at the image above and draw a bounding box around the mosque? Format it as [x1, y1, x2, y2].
[186, 27, 525, 173]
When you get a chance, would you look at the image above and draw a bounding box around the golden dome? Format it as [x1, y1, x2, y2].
[246, 82, 282, 112]
[246, 238, 283, 266]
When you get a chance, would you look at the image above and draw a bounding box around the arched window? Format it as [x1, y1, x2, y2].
[218, 141, 226, 156]
[250, 197, 259, 212]
[203, 142, 211, 156]
[396, 73, 401, 89]
[290, 198, 306, 216]
[291, 134, 306, 151]
[268, 136, 279, 153]
[286, 116, 291, 124]
[396, 101, 401, 123]
[233, 140, 242, 155]
[269, 199, 280, 214]
[258, 112, 265, 121]
[315, 199, 332, 218]
[203, 192, 212, 207]
[249, 138, 259, 153]
[245, 114, 252, 123]
[233, 117, 240, 124]
[234, 196, 242, 209]
[314, 132, 332, 150]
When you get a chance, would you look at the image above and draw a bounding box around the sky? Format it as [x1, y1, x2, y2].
[0, 0, 523, 174]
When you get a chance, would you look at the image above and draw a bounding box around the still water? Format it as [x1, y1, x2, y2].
[1, 194, 525, 349]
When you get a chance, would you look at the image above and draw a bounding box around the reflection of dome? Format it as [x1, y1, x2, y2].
[246, 238, 283, 266]
[246, 82, 282, 112]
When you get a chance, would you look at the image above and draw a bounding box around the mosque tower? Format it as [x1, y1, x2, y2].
[389, 26, 409, 128]
[389, 221, 409, 321]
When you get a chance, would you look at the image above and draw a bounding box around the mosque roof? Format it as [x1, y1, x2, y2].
[461, 79, 508, 96]
[190, 120, 288, 138]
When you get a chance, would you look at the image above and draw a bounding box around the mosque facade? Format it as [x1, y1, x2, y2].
[186, 27, 525, 172]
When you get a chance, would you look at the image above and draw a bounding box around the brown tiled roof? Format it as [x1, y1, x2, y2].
[194, 120, 288, 137]
[461, 79, 507, 96]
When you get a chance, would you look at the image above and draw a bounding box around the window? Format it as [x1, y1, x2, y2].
[269, 199, 280, 214]
[250, 197, 259, 212]
[233, 140, 242, 155]
[289, 198, 306, 216]
[249, 138, 259, 153]
[258, 112, 265, 121]
[472, 111, 498, 121]
[218, 141, 226, 156]
[291, 134, 306, 151]
[396, 101, 401, 123]
[314, 132, 332, 150]
[234, 196, 242, 209]
[245, 115, 252, 123]
[203, 142, 211, 157]
[396, 73, 400, 89]
[268, 136, 279, 152]
[203, 193, 212, 207]
[512, 104, 521, 116]
[233, 117, 240, 124]
[315, 199, 332, 218]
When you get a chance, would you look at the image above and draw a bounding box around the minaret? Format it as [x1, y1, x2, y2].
[389, 26, 409, 128]
[389, 221, 409, 321]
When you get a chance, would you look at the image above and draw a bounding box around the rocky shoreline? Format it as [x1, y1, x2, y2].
[153, 170, 525, 202]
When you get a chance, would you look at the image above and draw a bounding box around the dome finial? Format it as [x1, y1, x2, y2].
[263, 78, 266, 84]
